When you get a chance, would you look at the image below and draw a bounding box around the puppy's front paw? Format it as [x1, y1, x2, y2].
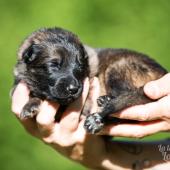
[20, 104, 39, 120]
[20, 98, 41, 119]
[97, 95, 111, 107]
[84, 113, 104, 134]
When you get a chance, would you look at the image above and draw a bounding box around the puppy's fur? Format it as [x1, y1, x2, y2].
[13, 27, 167, 134]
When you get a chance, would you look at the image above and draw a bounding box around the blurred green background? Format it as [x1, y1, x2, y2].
[0, 0, 170, 169]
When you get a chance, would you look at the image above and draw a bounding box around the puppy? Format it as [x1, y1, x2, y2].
[13, 27, 167, 134]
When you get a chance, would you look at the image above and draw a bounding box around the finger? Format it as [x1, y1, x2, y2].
[73, 77, 100, 142]
[60, 78, 90, 132]
[100, 120, 170, 138]
[20, 118, 41, 138]
[11, 83, 41, 138]
[144, 73, 170, 99]
[11, 82, 30, 117]
[36, 101, 59, 137]
[113, 95, 170, 121]
[70, 119, 87, 144]
[88, 77, 100, 113]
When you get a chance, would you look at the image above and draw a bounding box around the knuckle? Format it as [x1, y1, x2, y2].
[161, 122, 170, 131]
[161, 98, 170, 118]
[38, 121, 50, 127]
[139, 112, 150, 121]
[59, 141, 71, 147]
[42, 136, 54, 144]
[43, 134, 72, 147]
[133, 129, 145, 139]
[36, 115, 51, 127]
[135, 106, 150, 121]
[11, 105, 20, 117]
[57, 134, 75, 147]
[11, 105, 18, 114]
[134, 133, 145, 139]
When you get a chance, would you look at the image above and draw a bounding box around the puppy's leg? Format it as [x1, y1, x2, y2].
[20, 97, 41, 119]
[84, 48, 167, 133]
[84, 87, 152, 134]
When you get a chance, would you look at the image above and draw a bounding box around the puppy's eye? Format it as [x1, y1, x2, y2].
[49, 59, 63, 69]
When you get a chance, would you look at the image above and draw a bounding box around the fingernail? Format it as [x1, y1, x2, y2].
[144, 82, 159, 98]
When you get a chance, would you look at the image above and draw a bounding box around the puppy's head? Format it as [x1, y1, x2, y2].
[15, 28, 89, 104]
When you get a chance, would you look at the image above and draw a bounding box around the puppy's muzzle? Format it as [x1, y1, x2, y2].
[50, 76, 82, 104]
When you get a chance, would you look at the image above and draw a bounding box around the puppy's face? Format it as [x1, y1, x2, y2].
[16, 28, 88, 104]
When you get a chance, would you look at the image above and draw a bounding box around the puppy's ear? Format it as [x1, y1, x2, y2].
[18, 33, 36, 60]
[22, 44, 41, 64]
[17, 29, 45, 60]
[83, 45, 99, 77]
[83, 45, 96, 59]
[18, 40, 33, 60]
[77, 45, 88, 64]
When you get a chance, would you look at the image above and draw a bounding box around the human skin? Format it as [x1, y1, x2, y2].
[100, 73, 170, 138]
[11, 74, 170, 169]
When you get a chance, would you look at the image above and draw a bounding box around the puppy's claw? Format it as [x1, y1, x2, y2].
[20, 106, 39, 120]
[97, 98, 105, 107]
[84, 113, 104, 134]
[97, 96, 111, 107]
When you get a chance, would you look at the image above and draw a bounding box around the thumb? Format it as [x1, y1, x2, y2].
[144, 73, 170, 99]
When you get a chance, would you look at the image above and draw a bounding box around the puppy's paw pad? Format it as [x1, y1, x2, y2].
[84, 113, 104, 134]
[97, 96, 111, 107]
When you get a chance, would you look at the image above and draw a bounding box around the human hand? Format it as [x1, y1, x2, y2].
[11, 78, 111, 169]
[11, 74, 170, 170]
[100, 73, 170, 138]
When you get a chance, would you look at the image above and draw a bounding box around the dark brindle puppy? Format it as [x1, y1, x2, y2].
[13, 27, 167, 134]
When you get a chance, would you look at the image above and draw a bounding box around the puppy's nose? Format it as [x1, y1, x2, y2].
[67, 84, 79, 94]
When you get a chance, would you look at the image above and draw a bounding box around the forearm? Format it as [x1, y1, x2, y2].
[50, 138, 170, 170]
[100, 138, 170, 170]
